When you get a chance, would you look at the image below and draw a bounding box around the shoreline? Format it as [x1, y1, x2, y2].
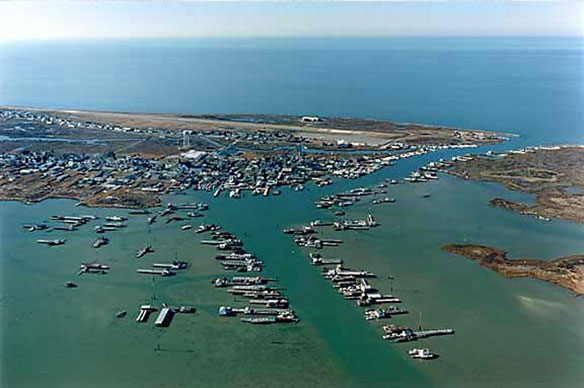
[441, 243, 584, 296]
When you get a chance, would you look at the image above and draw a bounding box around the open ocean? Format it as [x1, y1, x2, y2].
[1, 37, 583, 387]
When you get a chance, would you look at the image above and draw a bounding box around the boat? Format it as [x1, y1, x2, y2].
[181, 224, 192, 230]
[159, 207, 173, 217]
[213, 277, 230, 287]
[408, 348, 436, 359]
[187, 212, 202, 218]
[357, 293, 400, 306]
[104, 222, 126, 228]
[310, 220, 333, 227]
[106, 216, 127, 222]
[116, 310, 127, 318]
[535, 215, 552, 221]
[136, 246, 154, 258]
[364, 306, 407, 320]
[23, 224, 48, 232]
[147, 215, 157, 225]
[366, 214, 377, 227]
[275, 311, 299, 323]
[65, 281, 77, 288]
[218, 306, 234, 316]
[92, 236, 109, 248]
[78, 263, 110, 275]
[310, 253, 342, 266]
[196, 224, 220, 233]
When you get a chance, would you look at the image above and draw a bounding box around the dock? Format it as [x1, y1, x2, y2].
[137, 269, 175, 276]
[414, 328, 455, 339]
[152, 261, 188, 270]
[382, 325, 454, 342]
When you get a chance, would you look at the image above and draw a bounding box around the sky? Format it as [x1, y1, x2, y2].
[0, 1, 583, 42]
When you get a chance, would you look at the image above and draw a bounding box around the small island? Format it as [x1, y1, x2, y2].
[441, 243, 584, 296]
[447, 146, 584, 224]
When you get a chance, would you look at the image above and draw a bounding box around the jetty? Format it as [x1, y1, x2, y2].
[382, 325, 454, 342]
[357, 293, 401, 306]
[152, 261, 188, 270]
[137, 269, 175, 276]
[37, 239, 66, 246]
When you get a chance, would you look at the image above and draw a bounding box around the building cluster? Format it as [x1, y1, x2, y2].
[0, 145, 400, 206]
[1, 108, 505, 207]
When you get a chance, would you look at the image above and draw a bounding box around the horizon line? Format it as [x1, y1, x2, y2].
[3, 34, 584, 43]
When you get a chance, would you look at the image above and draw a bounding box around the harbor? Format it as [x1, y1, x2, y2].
[4, 149, 584, 387]
[284, 200, 455, 354]
[0, 91, 581, 387]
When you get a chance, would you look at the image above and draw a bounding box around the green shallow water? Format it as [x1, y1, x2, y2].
[2, 156, 584, 387]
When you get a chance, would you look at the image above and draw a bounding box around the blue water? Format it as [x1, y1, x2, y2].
[1, 37, 583, 146]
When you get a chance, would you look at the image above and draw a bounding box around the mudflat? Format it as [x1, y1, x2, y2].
[447, 146, 584, 224]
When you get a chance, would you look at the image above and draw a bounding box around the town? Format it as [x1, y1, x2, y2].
[0, 107, 505, 208]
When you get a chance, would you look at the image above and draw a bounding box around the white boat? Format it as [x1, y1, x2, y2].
[181, 224, 192, 230]
[106, 216, 127, 222]
[408, 348, 436, 359]
[535, 215, 551, 221]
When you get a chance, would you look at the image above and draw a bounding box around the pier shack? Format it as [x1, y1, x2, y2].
[154, 307, 175, 327]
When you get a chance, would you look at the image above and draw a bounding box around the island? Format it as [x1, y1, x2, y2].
[0, 106, 504, 208]
[441, 243, 584, 296]
[447, 146, 584, 224]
